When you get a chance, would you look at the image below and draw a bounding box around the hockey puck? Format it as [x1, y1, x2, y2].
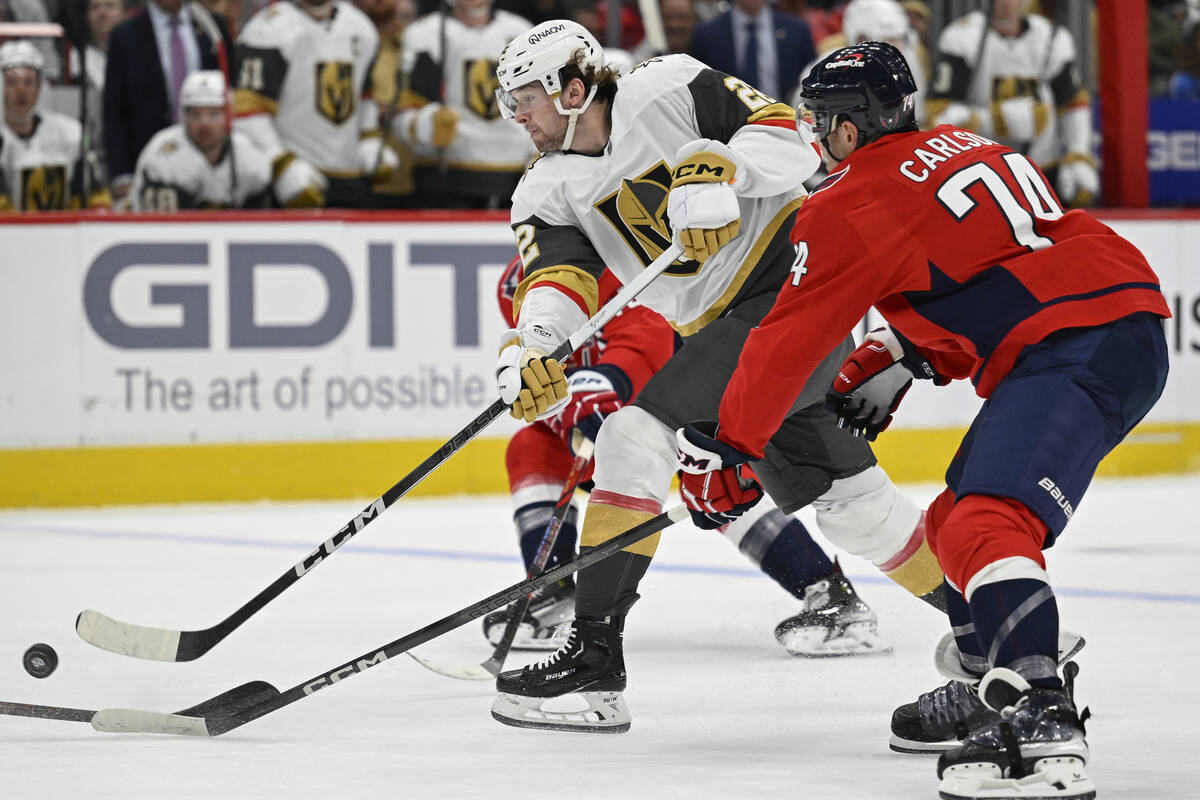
[23, 643, 58, 679]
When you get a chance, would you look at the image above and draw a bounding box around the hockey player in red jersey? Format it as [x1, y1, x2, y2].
[676, 42, 1169, 800]
[490, 254, 891, 657]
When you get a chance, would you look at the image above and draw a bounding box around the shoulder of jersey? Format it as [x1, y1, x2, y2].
[335, 1, 378, 37]
[513, 152, 567, 210]
[616, 54, 702, 109]
[1023, 12, 1053, 37]
[938, 10, 985, 55]
[403, 12, 442, 42]
[492, 10, 532, 33]
[40, 110, 83, 143]
[239, 1, 307, 48]
[145, 125, 188, 156]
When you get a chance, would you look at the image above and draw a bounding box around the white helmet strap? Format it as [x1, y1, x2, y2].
[555, 83, 598, 152]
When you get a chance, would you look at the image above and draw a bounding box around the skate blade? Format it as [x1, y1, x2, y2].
[490, 691, 631, 734]
[939, 758, 1095, 800]
[779, 625, 893, 658]
[887, 733, 956, 755]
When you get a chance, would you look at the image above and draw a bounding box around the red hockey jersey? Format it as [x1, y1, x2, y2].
[497, 256, 675, 400]
[718, 125, 1170, 457]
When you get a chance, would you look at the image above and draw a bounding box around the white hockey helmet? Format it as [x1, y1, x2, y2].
[180, 70, 228, 109]
[0, 39, 45, 74]
[841, 0, 910, 45]
[495, 20, 604, 150]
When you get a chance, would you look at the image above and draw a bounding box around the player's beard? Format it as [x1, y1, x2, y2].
[529, 117, 567, 153]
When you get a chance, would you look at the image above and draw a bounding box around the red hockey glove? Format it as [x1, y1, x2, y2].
[549, 370, 624, 454]
[676, 422, 763, 530]
[824, 329, 914, 441]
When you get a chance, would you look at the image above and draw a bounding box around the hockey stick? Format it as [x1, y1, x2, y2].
[76, 243, 684, 662]
[0, 681, 278, 727]
[88, 506, 688, 736]
[408, 437, 595, 680]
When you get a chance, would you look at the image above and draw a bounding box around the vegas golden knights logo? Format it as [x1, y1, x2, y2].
[21, 165, 67, 210]
[464, 58, 500, 119]
[315, 61, 356, 124]
[594, 161, 700, 277]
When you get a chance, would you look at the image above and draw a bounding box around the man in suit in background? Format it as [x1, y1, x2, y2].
[689, 0, 815, 102]
[103, 0, 233, 203]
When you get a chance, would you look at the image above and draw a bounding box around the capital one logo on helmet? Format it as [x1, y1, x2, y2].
[827, 53, 866, 69]
[528, 24, 565, 44]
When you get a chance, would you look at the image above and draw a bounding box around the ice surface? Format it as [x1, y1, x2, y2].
[1, 476, 1197, 799]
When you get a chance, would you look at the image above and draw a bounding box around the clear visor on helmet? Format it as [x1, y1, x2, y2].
[798, 103, 832, 138]
[495, 83, 558, 120]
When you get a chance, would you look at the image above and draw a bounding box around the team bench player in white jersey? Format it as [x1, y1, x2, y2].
[484, 21, 948, 734]
[0, 40, 110, 211]
[134, 71, 273, 210]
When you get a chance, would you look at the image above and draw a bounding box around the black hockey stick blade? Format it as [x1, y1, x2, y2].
[0, 679, 276, 729]
[89, 506, 688, 736]
[174, 681, 280, 718]
[76, 244, 684, 665]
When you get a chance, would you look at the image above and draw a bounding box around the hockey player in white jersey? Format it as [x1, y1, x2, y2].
[133, 71, 272, 210]
[0, 40, 110, 211]
[233, 0, 398, 207]
[393, 0, 535, 206]
[486, 22, 947, 733]
[927, 0, 1097, 207]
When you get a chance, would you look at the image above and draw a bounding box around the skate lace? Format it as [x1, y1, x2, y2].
[801, 580, 831, 612]
[529, 627, 579, 671]
[920, 680, 984, 728]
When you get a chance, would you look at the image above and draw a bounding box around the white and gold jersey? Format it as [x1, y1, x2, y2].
[0, 112, 108, 211]
[132, 124, 273, 210]
[233, 0, 379, 173]
[928, 11, 1088, 167]
[402, 10, 534, 167]
[510, 54, 818, 340]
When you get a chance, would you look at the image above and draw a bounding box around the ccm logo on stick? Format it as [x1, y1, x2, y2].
[294, 499, 386, 576]
[302, 650, 389, 695]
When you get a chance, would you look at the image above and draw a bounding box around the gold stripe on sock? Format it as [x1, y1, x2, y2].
[883, 539, 945, 598]
[580, 503, 661, 557]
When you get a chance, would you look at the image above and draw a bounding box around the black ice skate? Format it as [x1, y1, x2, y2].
[890, 679, 999, 754]
[490, 616, 630, 733]
[936, 665, 1094, 800]
[482, 577, 574, 651]
[892, 631, 1088, 754]
[774, 567, 891, 657]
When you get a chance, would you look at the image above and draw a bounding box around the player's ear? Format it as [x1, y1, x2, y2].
[845, 118, 861, 150]
[565, 76, 586, 108]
